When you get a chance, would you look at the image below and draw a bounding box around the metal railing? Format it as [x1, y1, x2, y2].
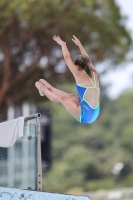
[0, 113, 42, 191]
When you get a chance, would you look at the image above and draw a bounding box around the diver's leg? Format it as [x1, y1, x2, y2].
[35, 81, 81, 121]
[39, 79, 74, 98]
[59, 96, 81, 122]
[35, 81, 60, 103]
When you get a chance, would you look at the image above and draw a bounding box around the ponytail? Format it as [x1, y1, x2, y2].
[74, 55, 92, 78]
[84, 63, 92, 78]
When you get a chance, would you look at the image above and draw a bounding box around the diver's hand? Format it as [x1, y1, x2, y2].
[72, 35, 81, 46]
[53, 35, 66, 45]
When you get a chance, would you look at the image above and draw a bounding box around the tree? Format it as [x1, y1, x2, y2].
[0, 0, 131, 112]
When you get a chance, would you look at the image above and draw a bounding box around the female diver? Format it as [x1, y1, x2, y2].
[35, 35, 100, 124]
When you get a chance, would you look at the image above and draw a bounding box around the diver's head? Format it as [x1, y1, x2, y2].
[74, 55, 92, 77]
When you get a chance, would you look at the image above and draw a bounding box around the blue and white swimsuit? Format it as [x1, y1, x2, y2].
[76, 72, 100, 124]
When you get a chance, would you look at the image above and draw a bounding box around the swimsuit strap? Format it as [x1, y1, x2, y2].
[84, 71, 100, 90]
[84, 71, 94, 87]
[93, 72, 96, 87]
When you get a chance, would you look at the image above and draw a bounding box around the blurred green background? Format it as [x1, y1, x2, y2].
[0, 0, 133, 195]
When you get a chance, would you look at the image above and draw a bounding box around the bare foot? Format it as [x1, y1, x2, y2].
[39, 79, 51, 89]
[35, 81, 45, 96]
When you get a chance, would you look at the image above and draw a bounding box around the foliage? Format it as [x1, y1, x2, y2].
[0, 0, 132, 112]
[42, 84, 133, 193]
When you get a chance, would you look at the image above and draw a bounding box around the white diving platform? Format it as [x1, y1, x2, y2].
[0, 187, 90, 200]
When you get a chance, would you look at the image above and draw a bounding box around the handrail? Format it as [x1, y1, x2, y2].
[36, 117, 42, 191]
[24, 113, 42, 191]
[24, 113, 41, 121]
[0, 113, 42, 191]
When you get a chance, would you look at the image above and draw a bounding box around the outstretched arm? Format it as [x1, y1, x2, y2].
[53, 35, 78, 74]
[72, 35, 97, 74]
[72, 35, 89, 57]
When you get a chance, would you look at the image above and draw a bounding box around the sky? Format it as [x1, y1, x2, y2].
[100, 0, 133, 99]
